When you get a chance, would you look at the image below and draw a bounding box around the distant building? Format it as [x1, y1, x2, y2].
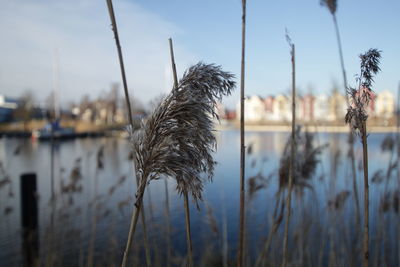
[314, 95, 330, 121]
[264, 96, 275, 120]
[237, 96, 266, 122]
[375, 90, 395, 118]
[0, 95, 18, 123]
[234, 90, 396, 124]
[272, 94, 290, 121]
[328, 91, 347, 121]
[300, 94, 315, 121]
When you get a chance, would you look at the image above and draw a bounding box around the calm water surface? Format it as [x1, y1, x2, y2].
[0, 130, 398, 266]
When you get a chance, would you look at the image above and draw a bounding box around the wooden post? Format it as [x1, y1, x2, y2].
[20, 173, 39, 267]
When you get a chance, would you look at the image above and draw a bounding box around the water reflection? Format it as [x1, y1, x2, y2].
[0, 131, 398, 266]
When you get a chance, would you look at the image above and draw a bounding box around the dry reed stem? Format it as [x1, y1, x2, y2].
[361, 123, 369, 267]
[121, 192, 144, 267]
[164, 178, 171, 267]
[333, 5, 361, 230]
[397, 84, 400, 186]
[106, 0, 133, 125]
[169, 37, 193, 267]
[238, 0, 246, 266]
[322, 0, 361, 227]
[322, 0, 361, 230]
[105, 1, 152, 265]
[282, 38, 295, 267]
[184, 192, 193, 267]
[169, 38, 178, 89]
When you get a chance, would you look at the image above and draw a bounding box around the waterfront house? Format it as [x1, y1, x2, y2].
[375, 90, 395, 118]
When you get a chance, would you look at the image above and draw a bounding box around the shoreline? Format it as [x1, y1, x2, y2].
[215, 123, 399, 133]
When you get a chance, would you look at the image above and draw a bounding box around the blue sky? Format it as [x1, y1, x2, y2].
[0, 0, 399, 109]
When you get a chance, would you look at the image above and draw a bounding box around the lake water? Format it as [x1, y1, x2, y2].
[0, 130, 399, 266]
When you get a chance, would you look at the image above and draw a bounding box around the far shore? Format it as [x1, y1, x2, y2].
[216, 121, 399, 133]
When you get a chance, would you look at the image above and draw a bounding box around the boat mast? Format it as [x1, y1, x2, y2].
[53, 48, 60, 120]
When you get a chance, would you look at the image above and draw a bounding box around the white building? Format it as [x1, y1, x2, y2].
[236, 96, 266, 122]
[314, 95, 330, 121]
[375, 90, 395, 118]
[272, 94, 290, 121]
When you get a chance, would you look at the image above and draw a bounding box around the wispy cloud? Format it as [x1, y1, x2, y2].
[0, 0, 197, 105]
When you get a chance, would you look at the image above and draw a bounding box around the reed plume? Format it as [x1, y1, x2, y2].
[121, 62, 235, 266]
[345, 48, 381, 267]
[133, 62, 234, 203]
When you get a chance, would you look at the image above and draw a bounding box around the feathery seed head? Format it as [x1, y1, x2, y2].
[132, 63, 235, 207]
[320, 0, 337, 15]
[345, 49, 381, 136]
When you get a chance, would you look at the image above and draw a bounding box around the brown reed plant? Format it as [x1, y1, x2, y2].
[281, 31, 295, 267]
[397, 83, 400, 187]
[238, 1, 246, 266]
[105, 1, 151, 265]
[321, 0, 361, 226]
[168, 37, 194, 267]
[345, 48, 381, 267]
[121, 63, 235, 267]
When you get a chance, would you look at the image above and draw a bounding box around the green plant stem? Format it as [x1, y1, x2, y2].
[183, 192, 193, 267]
[238, 1, 246, 266]
[282, 43, 295, 267]
[361, 122, 369, 267]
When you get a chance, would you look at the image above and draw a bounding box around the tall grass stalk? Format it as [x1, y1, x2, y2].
[130, 62, 234, 267]
[106, 0, 133, 125]
[282, 33, 295, 267]
[238, 0, 246, 266]
[397, 83, 399, 267]
[183, 192, 193, 267]
[345, 49, 381, 267]
[361, 121, 369, 267]
[320, 0, 361, 225]
[168, 37, 193, 267]
[105, 1, 151, 266]
[397, 83, 400, 186]
[164, 178, 171, 267]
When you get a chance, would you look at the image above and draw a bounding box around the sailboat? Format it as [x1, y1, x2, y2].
[32, 49, 75, 140]
[32, 119, 75, 140]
